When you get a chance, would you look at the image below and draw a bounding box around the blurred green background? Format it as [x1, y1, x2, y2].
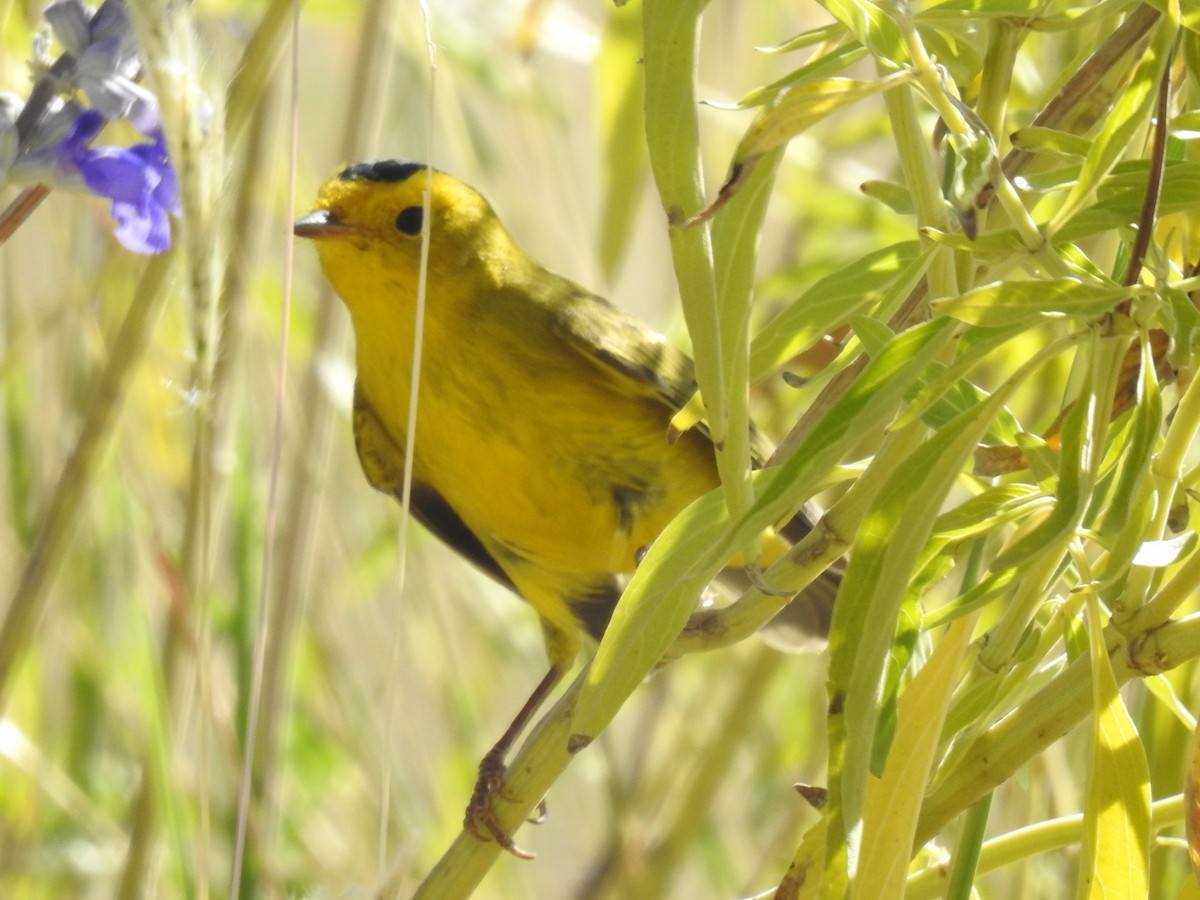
[1, 2, 842, 896]
[3, 1, 1199, 898]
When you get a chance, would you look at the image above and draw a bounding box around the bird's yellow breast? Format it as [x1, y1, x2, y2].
[349, 270, 717, 578]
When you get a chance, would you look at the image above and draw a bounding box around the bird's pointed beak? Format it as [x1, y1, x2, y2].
[294, 209, 360, 239]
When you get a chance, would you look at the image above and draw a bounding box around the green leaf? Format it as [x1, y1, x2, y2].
[932, 278, 1133, 328]
[758, 22, 843, 54]
[1163, 282, 1200, 368]
[916, 21, 985, 88]
[734, 42, 868, 109]
[861, 179, 914, 214]
[732, 73, 914, 169]
[900, 320, 1034, 439]
[872, 587, 922, 774]
[577, 319, 956, 746]
[933, 484, 1043, 541]
[748, 241, 928, 384]
[920, 0, 1053, 18]
[857, 615, 976, 898]
[921, 566, 1021, 630]
[740, 318, 959, 552]
[1049, 15, 1172, 233]
[691, 69, 916, 224]
[1170, 109, 1200, 139]
[1074, 592, 1151, 900]
[993, 388, 1096, 570]
[1010, 126, 1095, 157]
[827, 386, 1015, 881]
[597, 0, 649, 281]
[712, 145, 788, 516]
[642, 0, 729, 446]
[1092, 335, 1162, 581]
[1051, 162, 1200, 244]
[577, 487, 734, 741]
[850, 315, 897, 357]
[818, 0, 906, 63]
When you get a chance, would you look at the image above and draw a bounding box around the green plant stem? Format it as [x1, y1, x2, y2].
[978, 329, 1128, 671]
[916, 614, 1200, 845]
[897, 3, 1057, 265]
[963, 19, 1023, 288]
[996, 4, 1161, 185]
[0, 250, 175, 711]
[121, 5, 225, 895]
[907, 793, 1184, 899]
[888, 2, 966, 142]
[881, 74, 957, 301]
[942, 794, 992, 900]
[213, 46, 281, 900]
[1127, 547, 1200, 640]
[986, 168, 1064, 268]
[975, 535, 1069, 674]
[670, 512, 847, 656]
[974, 20, 1021, 144]
[115, 758, 163, 900]
[224, 0, 295, 144]
[250, 0, 402, 893]
[711, 146, 785, 529]
[642, 0, 753, 522]
[412, 534, 824, 896]
[1122, 368, 1200, 632]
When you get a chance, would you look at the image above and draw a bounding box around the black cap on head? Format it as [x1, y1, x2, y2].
[340, 160, 426, 183]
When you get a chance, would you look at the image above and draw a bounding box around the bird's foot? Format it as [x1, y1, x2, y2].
[463, 748, 544, 859]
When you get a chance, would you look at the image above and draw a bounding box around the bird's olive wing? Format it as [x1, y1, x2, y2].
[549, 289, 775, 463]
[550, 289, 698, 411]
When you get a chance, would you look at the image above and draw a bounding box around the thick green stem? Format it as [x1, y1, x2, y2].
[917, 614, 1200, 844]
[642, 0, 754, 521]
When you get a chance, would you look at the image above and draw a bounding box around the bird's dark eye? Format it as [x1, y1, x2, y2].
[395, 206, 424, 235]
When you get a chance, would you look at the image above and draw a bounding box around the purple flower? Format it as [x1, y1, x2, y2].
[54, 108, 179, 253]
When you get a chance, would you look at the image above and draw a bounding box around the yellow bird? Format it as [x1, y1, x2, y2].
[295, 160, 837, 852]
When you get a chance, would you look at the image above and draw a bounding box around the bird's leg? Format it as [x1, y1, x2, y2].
[465, 664, 562, 859]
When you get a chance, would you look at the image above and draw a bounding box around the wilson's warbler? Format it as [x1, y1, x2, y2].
[295, 160, 837, 853]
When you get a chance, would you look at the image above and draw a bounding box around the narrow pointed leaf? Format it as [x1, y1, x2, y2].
[1074, 593, 1151, 899]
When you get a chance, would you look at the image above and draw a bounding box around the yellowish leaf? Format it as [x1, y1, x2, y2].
[687, 71, 913, 225]
[1184, 706, 1200, 885]
[773, 817, 826, 900]
[856, 614, 976, 896]
[735, 74, 911, 165]
[1075, 592, 1151, 899]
